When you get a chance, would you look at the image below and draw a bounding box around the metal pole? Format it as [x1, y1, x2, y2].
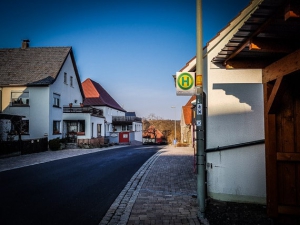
[196, 0, 205, 218]
[175, 108, 176, 145]
[171, 106, 176, 146]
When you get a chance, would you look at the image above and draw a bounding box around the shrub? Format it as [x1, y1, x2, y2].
[60, 138, 67, 144]
[49, 138, 61, 150]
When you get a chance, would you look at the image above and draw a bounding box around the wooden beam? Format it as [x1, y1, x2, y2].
[278, 205, 300, 215]
[264, 82, 278, 217]
[224, 12, 275, 66]
[249, 38, 292, 53]
[265, 77, 284, 114]
[285, 3, 300, 21]
[225, 59, 268, 69]
[277, 152, 300, 161]
[263, 48, 300, 83]
[265, 113, 278, 217]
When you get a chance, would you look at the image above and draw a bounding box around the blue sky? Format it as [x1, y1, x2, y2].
[1, 0, 250, 119]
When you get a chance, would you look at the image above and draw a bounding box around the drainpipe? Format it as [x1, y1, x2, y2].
[196, 0, 206, 218]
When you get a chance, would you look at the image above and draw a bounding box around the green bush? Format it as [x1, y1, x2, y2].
[49, 138, 61, 150]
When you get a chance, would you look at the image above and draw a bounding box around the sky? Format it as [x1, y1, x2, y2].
[0, 0, 250, 120]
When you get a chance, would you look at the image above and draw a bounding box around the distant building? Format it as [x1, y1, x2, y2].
[180, 95, 196, 146]
[82, 78, 142, 145]
[142, 125, 167, 145]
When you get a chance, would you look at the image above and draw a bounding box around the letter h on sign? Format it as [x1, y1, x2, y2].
[181, 76, 190, 86]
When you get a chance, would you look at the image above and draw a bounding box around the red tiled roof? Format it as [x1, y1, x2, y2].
[82, 78, 126, 112]
[182, 95, 196, 125]
[142, 125, 165, 138]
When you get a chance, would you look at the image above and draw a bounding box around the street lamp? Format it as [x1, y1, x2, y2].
[171, 106, 176, 146]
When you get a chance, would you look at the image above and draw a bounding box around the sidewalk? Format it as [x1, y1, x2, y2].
[0, 145, 125, 172]
[100, 145, 203, 225]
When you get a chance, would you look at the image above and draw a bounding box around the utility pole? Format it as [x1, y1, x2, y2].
[196, 0, 206, 218]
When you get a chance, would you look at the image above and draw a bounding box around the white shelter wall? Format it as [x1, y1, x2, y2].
[206, 145, 266, 204]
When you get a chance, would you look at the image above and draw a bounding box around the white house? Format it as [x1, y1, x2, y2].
[179, 0, 266, 204]
[0, 40, 85, 142]
[0, 40, 142, 147]
[81, 78, 143, 145]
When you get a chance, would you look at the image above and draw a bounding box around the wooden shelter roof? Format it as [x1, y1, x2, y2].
[212, 0, 300, 72]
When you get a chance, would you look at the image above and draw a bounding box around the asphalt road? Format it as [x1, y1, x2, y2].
[0, 145, 160, 225]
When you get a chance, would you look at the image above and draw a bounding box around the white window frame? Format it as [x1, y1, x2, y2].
[53, 93, 60, 107]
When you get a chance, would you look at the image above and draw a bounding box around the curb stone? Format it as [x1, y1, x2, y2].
[99, 149, 163, 225]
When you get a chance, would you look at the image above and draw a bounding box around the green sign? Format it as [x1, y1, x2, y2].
[177, 72, 194, 90]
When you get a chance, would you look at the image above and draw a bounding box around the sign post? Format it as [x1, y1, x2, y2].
[174, 1, 206, 218]
[196, 0, 206, 219]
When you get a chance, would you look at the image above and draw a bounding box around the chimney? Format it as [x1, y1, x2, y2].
[21, 39, 30, 49]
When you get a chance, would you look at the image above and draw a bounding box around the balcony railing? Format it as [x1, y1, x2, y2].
[112, 116, 142, 123]
[63, 106, 104, 117]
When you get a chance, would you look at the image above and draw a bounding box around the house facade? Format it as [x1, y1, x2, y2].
[82, 78, 142, 145]
[207, 0, 300, 222]
[0, 40, 85, 142]
[178, 0, 266, 205]
[180, 2, 300, 222]
[0, 42, 142, 147]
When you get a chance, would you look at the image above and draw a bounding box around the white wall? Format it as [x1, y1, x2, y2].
[48, 53, 83, 140]
[1, 86, 49, 139]
[96, 106, 125, 136]
[203, 0, 266, 204]
[133, 122, 142, 142]
[28, 87, 50, 139]
[206, 71, 264, 148]
[206, 145, 266, 204]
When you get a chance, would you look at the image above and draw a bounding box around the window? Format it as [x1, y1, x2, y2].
[67, 120, 85, 133]
[122, 125, 127, 131]
[53, 121, 61, 134]
[21, 120, 29, 134]
[97, 124, 101, 137]
[64, 72, 67, 84]
[53, 93, 60, 107]
[11, 91, 29, 106]
[70, 76, 73, 87]
[10, 120, 29, 134]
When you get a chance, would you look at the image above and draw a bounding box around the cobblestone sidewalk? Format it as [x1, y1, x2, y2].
[100, 146, 202, 225]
